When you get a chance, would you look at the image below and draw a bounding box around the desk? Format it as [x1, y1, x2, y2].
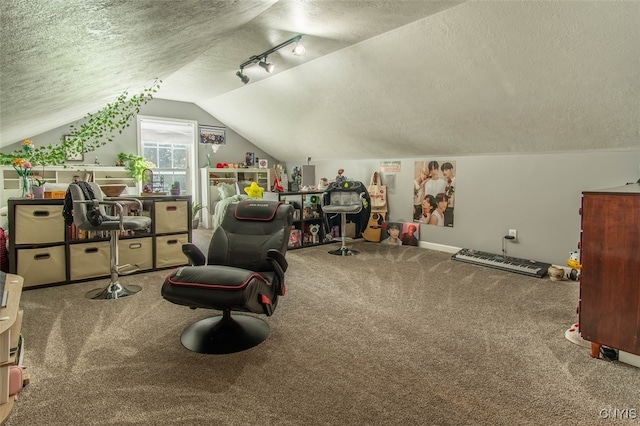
[0, 274, 23, 423]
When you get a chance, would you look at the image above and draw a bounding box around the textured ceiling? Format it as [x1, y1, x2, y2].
[1, 0, 638, 161]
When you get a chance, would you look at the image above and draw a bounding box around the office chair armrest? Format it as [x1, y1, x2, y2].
[266, 249, 288, 274]
[73, 199, 126, 230]
[73, 199, 124, 215]
[104, 197, 144, 211]
[320, 191, 329, 208]
[182, 243, 206, 266]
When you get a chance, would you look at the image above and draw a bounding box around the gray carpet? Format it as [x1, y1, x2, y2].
[6, 236, 640, 425]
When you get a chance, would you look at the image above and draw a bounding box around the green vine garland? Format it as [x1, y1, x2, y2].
[0, 79, 162, 167]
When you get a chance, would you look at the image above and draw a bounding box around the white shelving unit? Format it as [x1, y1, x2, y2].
[199, 167, 271, 229]
[1, 166, 138, 206]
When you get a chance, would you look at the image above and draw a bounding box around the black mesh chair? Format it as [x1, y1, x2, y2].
[68, 182, 152, 299]
[321, 180, 371, 256]
[161, 200, 293, 354]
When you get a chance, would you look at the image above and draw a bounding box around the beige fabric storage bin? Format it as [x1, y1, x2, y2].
[155, 234, 189, 268]
[17, 245, 66, 287]
[119, 237, 153, 271]
[14, 205, 65, 244]
[69, 241, 110, 281]
[155, 201, 188, 233]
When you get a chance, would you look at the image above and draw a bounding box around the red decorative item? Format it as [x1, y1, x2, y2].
[0, 228, 8, 272]
[273, 177, 284, 192]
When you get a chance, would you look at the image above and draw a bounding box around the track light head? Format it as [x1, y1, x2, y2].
[292, 41, 305, 56]
[236, 70, 249, 84]
[258, 58, 275, 73]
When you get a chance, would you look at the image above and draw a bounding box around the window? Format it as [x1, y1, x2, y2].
[137, 116, 197, 196]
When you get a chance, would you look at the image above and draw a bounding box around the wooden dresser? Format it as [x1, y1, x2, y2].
[578, 183, 640, 358]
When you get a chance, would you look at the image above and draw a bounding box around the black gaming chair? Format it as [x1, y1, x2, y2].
[161, 200, 293, 354]
[321, 180, 371, 256]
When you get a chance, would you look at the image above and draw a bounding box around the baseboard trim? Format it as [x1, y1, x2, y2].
[419, 241, 461, 254]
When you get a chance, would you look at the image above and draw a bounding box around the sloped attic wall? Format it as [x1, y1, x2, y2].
[202, 1, 639, 162]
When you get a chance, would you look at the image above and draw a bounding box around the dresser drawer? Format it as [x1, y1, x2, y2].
[14, 205, 65, 244]
[119, 237, 153, 271]
[17, 245, 66, 287]
[69, 242, 110, 281]
[155, 201, 188, 233]
[155, 234, 189, 268]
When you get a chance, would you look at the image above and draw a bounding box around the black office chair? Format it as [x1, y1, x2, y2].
[161, 200, 293, 354]
[68, 182, 152, 299]
[321, 180, 371, 256]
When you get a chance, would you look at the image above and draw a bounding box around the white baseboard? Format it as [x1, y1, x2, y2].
[619, 351, 640, 368]
[419, 241, 461, 254]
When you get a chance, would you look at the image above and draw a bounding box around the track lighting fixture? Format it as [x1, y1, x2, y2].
[292, 41, 305, 56]
[258, 58, 275, 73]
[236, 69, 249, 84]
[235, 34, 304, 84]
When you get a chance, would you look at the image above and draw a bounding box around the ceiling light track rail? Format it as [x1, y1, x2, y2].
[236, 34, 304, 84]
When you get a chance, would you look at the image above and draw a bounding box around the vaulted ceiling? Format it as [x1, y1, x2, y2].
[1, 1, 638, 161]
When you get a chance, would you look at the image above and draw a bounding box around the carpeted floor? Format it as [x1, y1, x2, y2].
[5, 236, 640, 425]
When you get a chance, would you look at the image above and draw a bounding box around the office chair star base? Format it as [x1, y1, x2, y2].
[328, 246, 359, 256]
[180, 310, 270, 354]
[85, 282, 142, 300]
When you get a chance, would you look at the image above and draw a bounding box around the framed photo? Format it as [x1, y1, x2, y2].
[258, 159, 268, 169]
[63, 135, 84, 161]
[199, 125, 226, 145]
[245, 152, 255, 167]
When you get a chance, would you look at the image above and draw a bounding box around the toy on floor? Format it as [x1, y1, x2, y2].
[567, 250, 581, 281]
[309, 224, 320, 244]
[244, 181, 264, 198]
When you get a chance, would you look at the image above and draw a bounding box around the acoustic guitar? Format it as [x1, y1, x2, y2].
[362, 212, 386, 242]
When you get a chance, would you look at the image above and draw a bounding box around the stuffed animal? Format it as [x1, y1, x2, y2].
[567, 250, 581, 281]
[244, 181, 265, 198]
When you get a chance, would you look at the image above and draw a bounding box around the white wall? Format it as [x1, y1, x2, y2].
[288, 150, 640, 266]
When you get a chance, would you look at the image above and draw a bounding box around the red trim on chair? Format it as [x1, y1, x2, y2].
[167, 272, 267, 290]
[260, 293, 273, 316]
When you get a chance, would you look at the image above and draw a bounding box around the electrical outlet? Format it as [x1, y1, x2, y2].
[508, 229, 517, 241]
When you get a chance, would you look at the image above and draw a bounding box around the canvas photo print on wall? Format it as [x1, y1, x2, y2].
[413, 160, 456, 227]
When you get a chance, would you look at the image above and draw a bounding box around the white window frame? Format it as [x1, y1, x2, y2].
[137, 115, 198, 199]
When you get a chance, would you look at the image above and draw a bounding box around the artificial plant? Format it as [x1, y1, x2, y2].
[117, 152, 155, 183]
[191, 202, 203, 219]
[0, 79, 162, 167]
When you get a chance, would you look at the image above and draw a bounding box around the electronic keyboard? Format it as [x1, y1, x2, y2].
[452, 248, 551, 278]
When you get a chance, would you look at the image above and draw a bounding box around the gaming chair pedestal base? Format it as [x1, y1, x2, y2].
[180, 310, 270, 354]
[328, 246, 358, 256]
